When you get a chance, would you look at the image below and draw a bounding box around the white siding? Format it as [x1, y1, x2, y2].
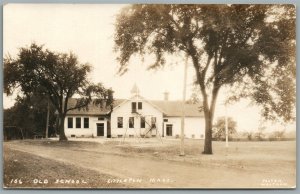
[163, 117, 205, 139]
[64, 116, 108, 138]
[111, 98, 163, 137]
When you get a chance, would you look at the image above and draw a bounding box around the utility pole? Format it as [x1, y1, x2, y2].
[45, 99, 50, 139]
[180, 55, 188, 156]
[225, 103, 229, 147]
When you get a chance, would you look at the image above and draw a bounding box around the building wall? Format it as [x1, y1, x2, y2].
[111, 98, 164, 137]
[64, 115, 107, 138]
[163, 117, 205, 139]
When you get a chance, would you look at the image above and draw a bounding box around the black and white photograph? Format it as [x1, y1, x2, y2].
[3, 4, 296, 189]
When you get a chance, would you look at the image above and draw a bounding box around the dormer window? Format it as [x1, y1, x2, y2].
[138, 102, 142, 110]
[132, 102, 137, 113]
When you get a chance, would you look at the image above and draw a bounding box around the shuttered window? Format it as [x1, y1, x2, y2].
[84, 117, 89, 128]
[140, 117, 145, 128]
[129, 117, 134, 128]
[68, 117, 73, 128]
[76, 117, 81, 128]
[118, 117, 123, 128]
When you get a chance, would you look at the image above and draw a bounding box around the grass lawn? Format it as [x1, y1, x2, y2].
[3, 146, 126, 188]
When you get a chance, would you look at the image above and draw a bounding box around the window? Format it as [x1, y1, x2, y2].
[151, 117, 156, 128]
[98, 117, 105, 121]
[68, 117, 73, 128]
[166, 124, 173, 136]
[84, 117, 89, 128]
[117, 117, 123, 128]
[140, 117, 145, 128]
[129, 117, 134, 128]
[163, 119, 168, 122]
[76, 117, 81, 128]
[138, 102, 142, 110]
[131, 102, 137, 113]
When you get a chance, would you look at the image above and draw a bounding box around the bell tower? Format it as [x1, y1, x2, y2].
[130, 83, 140, 98]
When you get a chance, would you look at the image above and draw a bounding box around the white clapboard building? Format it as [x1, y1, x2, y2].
[64, 85, 205, 139]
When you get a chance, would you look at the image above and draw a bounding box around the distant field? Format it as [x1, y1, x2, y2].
[3, 139, 296, 189]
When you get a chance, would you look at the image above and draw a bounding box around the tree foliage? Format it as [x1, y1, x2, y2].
[114, 4, 295, 154]
[254, 125, 266, 140]
[213, 117, 237, 140]
[269, 130, 285, 140]
[4, 43, 114, 140]
[4, 94, 57, 138]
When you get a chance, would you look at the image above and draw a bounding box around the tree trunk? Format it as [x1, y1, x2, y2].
[58, 114, 68, 141]
[203, 112, 213, 154]
[202, 87, 219, 155]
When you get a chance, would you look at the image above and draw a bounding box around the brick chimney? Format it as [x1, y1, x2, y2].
[163, 91, 169, 101]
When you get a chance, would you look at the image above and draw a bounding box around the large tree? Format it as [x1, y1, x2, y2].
[114, 5, 295, 154]
[4, 44, 114, 141]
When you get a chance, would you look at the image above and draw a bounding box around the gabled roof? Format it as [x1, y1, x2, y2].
[66, 98, 125, 116]
[66, 98, 203, 117]
[150, 100, 204, 117]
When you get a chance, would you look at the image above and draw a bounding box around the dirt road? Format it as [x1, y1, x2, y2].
[4, 140, 296, 188]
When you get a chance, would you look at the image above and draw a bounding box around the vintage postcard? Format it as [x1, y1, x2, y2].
[3, 4, 296, 189]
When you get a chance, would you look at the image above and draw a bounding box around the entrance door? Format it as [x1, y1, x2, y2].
[97, 123, 104, 137]
[166, 124, 173, 136]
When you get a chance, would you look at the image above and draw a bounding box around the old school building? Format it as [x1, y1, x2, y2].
[64, 85, 205, 139]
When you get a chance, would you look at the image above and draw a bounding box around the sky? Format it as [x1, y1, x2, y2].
[3, 4, 296, 132]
